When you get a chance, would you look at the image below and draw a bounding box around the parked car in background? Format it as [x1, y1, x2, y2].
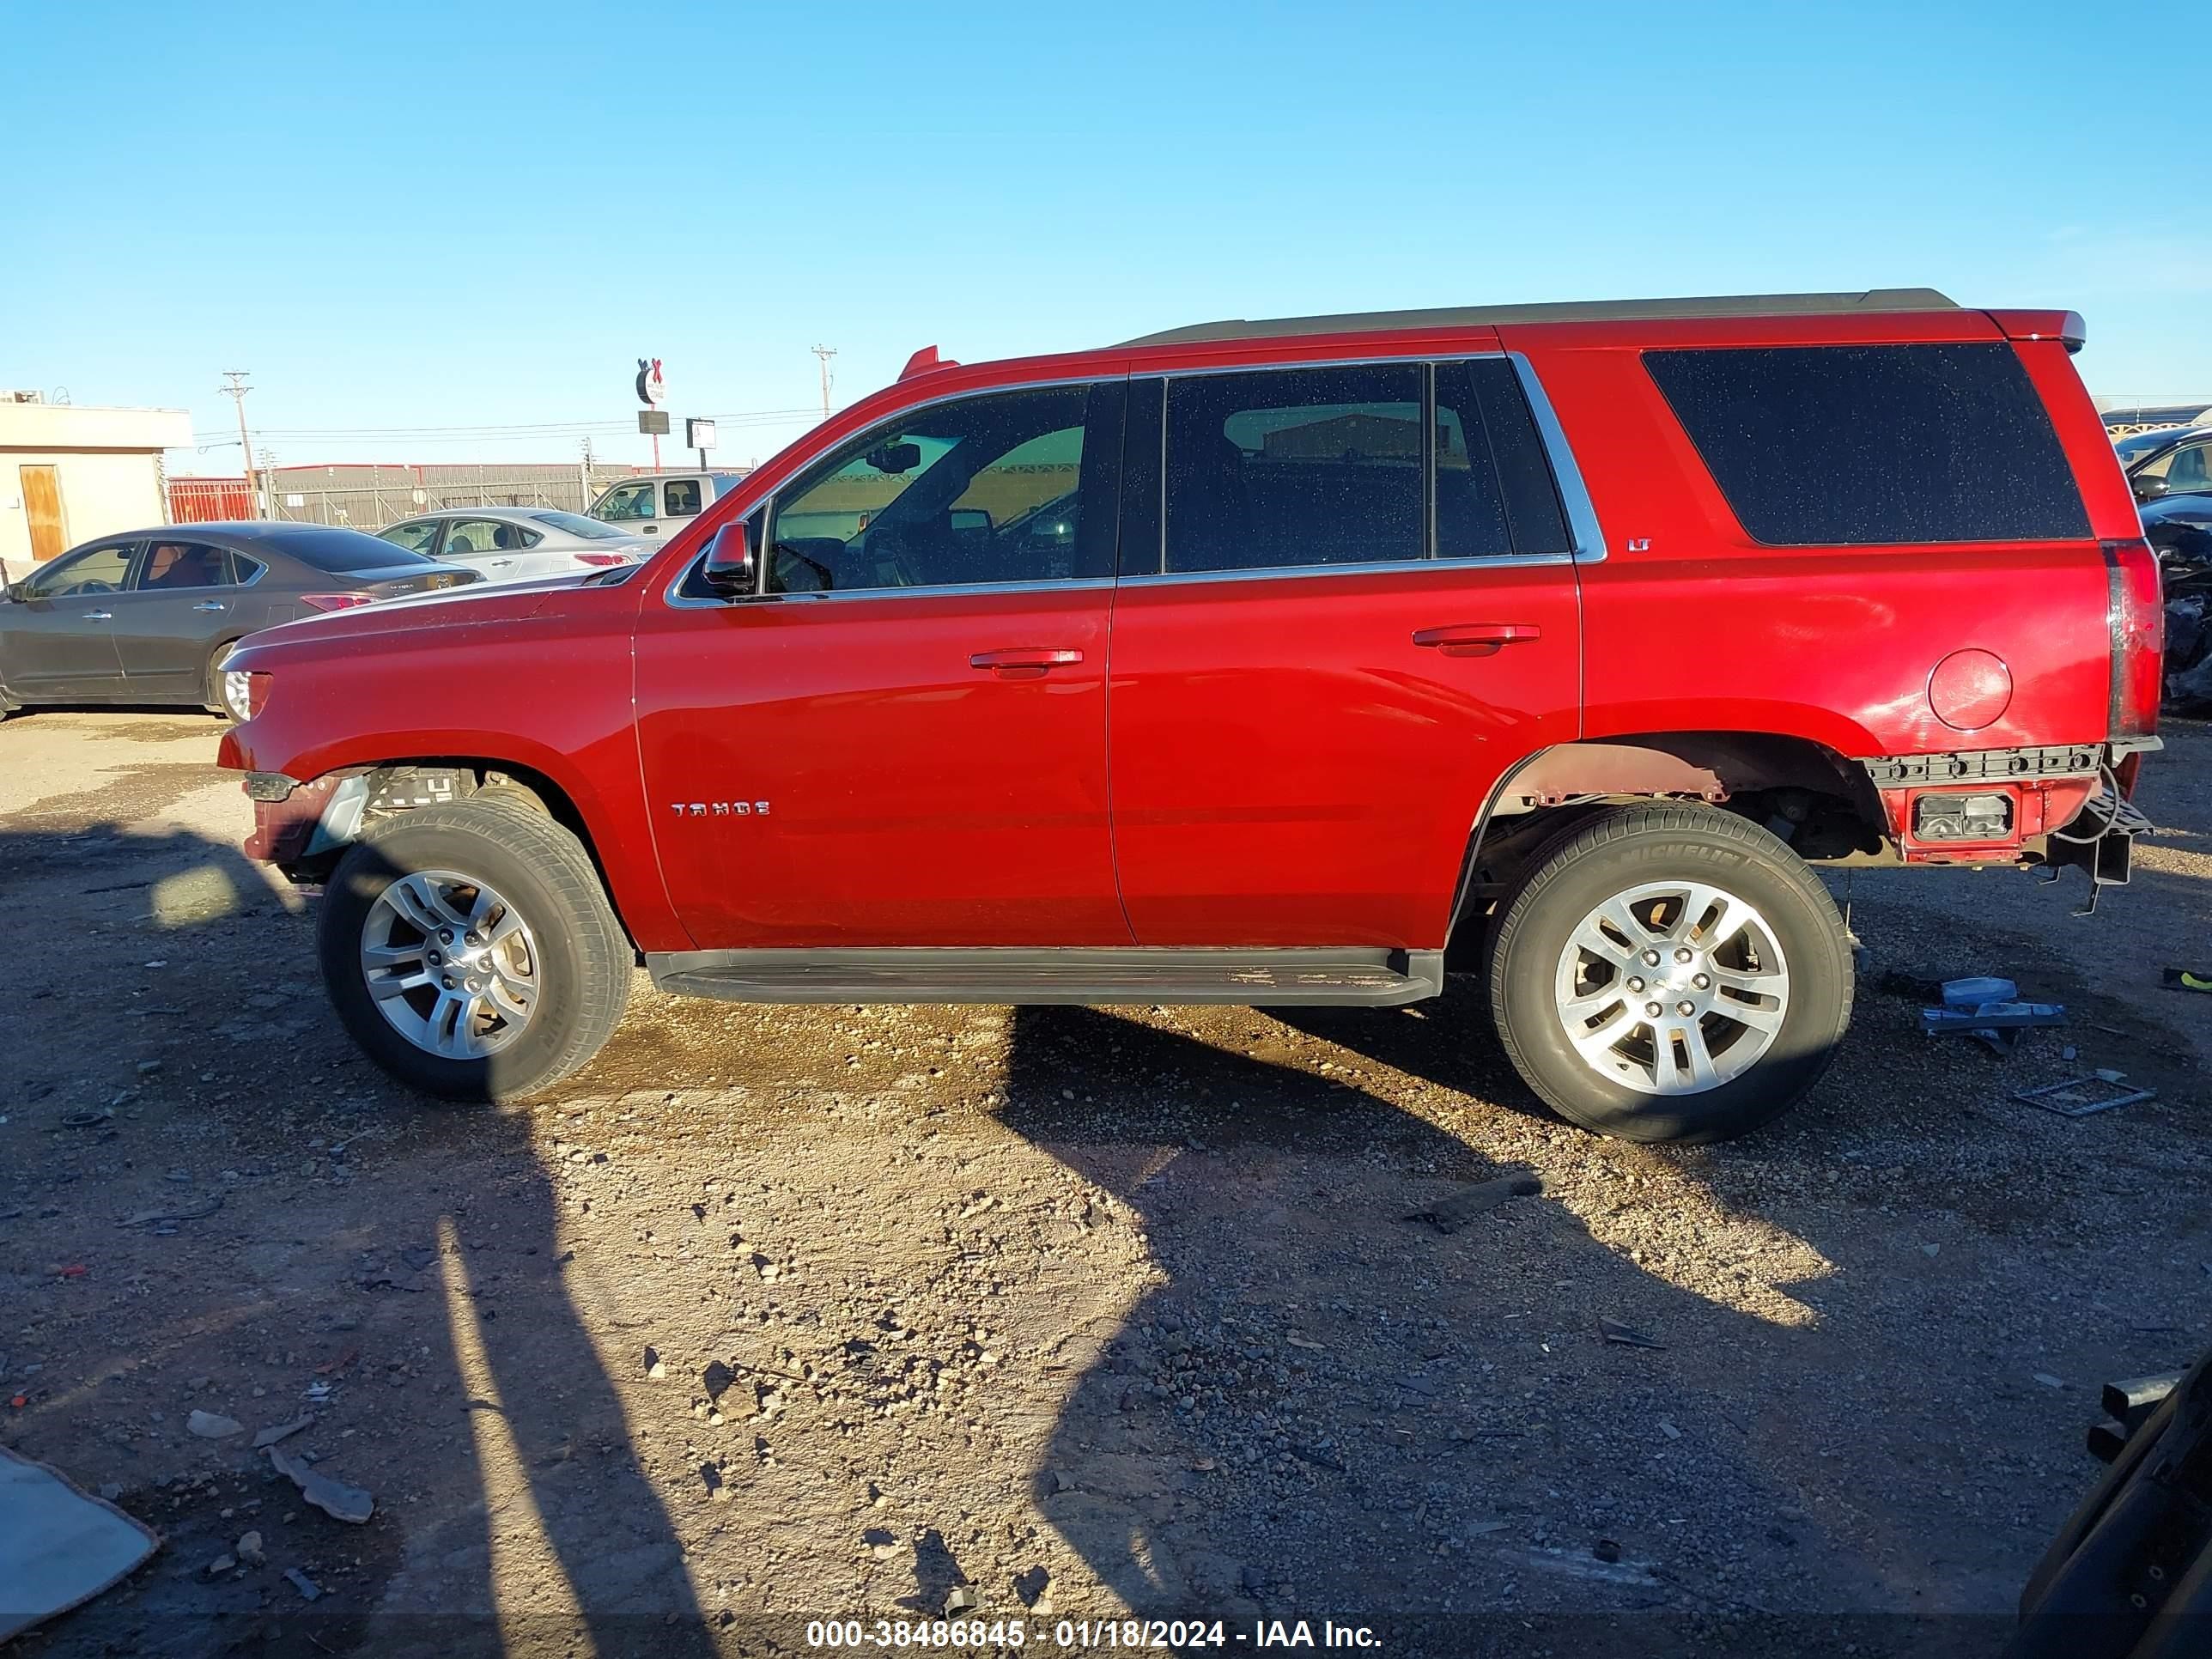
[377, 507, 650, 585]
[2118, 422, 2212, 504]
[586, 471, 746, 541]
[0, 522, 477, 718]
[220, 288, 2155, 1146]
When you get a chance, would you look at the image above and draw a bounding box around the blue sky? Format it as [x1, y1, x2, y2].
[3, 1, 2201, 474]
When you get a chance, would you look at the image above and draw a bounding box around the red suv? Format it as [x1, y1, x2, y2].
[217, 289, 2160, 1144]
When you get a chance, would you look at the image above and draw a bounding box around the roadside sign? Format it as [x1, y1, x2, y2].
[635, 357, 665, 406]
[685, 418, 717, 451]
[638, 410, 671, 435]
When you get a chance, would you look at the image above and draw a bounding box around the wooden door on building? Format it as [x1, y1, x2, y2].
[20, 465, 66, 561]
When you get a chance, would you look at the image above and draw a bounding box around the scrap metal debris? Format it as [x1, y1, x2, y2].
[1600, 1317, 1664, 1350]
[2013, 1075, 2156, 1118]
[284, 1566, 324, 1601]
[2161, 967, 2212, 994]
[267, 1446, 374, 1524]
[1402, 1174, 1542, 1235]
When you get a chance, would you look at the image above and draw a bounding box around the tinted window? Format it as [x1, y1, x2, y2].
[665, 480, 703, 517]
[767, 385, 1103, 593]
[380, 520, 441, 553]
[1645, 343, 2091, 545]
[26, 543, 135, 598]
[1432, 364, 1512, 559]
[262, 526, 438, 573]
[137, 539, 229, 590]
[528, 510, 629, 539]
[228, 553, 265, 584]
[1464, 359, 1573, 555]
[1165, 364, 1423, 573]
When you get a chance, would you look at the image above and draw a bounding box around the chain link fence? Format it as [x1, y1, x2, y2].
[169, 466, 647, 531]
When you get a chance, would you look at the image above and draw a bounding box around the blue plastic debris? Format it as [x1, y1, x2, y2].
[1942, 976, 2018, 1007]
[1920, 1001, 2067, 1035]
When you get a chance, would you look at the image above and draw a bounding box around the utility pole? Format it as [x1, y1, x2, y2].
[811, 345, 836, 417]
[579, 435, 595, 513]
[219, 371, 259, 519]
[258, 447, 277, 520]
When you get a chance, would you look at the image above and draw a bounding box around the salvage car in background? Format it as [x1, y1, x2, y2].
[586, 471, 746, 541]
[377, 507, 651, 585]
[2118, 422, 2212, 510]
[0, 523, 477, 718]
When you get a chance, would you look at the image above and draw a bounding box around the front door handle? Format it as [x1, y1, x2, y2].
[194, 600, 228, 612]
[82, 609, 113, 621]
[1412, 623, 1543, 657]
[970, 647, 1084, 678]
[489, 559, 514, 568]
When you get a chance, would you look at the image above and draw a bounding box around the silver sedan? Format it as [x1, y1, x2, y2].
[376, 508, 655, 585]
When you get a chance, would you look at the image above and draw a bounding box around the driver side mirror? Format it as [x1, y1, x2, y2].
[2136, 476, 2172, 502]
[701, 519, 758, 596]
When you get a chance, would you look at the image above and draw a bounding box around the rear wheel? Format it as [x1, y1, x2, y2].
[318, 799, 631, 1100]
[1486, 804, 1851, 1144]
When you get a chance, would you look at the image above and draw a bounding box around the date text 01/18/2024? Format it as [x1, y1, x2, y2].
[802, 1619, 1382, 1649]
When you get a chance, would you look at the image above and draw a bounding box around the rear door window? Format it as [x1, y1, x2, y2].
[1644, 343, 2091, 544]
[1164, 364, 1424, 573]
[664, 479, 703, 517]
[136, 540, 230, 590]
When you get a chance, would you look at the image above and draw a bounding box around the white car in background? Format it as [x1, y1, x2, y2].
[376, 508, 653, 585]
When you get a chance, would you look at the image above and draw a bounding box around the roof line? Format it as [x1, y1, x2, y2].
[1119, 289, 1961, 347]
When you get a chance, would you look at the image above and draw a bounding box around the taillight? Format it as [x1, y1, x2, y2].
[2104, 538, 2163, 738]
[301, 592, 374, 612]
[574, 553, 629, 568]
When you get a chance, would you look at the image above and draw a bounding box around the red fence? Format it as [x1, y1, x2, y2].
[166, 477, 254, 523]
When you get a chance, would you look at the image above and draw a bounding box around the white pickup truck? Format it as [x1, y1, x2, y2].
[586, 471, 748, 541]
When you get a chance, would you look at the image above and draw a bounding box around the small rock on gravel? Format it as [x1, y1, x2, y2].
[285, 1567, 323, 1601]
[187, 1410, 243, 1438]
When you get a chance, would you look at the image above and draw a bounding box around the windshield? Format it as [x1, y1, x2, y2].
[528, 510, 629, 540]
[2115, 430, 2177, 468]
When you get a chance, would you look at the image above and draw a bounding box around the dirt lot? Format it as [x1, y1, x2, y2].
[3, 710, 2210, 1657]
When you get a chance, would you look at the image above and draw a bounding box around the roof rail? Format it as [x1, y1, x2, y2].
[1120, 289, 1960, 347]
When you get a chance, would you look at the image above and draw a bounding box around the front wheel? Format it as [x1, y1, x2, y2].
[318, 798, 632, 1100]
[1486, 804, 1852, 1144]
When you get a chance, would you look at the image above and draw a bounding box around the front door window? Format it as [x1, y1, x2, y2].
[765, 386, 1098, 593]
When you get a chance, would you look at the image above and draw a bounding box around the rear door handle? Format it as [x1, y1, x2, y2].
[1412, 623, 1543, 657]
[194, 600, 228, 612]
[82, 609, 112, 621]
[970, 647, 1084, 678]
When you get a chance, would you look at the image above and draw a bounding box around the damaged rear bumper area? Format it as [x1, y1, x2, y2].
[1861, 739, 2158, 896]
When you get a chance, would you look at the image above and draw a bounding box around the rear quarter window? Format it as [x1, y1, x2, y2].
[1644, 343, 2091, 545]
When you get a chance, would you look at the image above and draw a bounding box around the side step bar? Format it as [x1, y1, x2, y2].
[646, 947, 1445, 1007]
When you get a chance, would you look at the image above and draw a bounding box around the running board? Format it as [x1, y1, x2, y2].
[646, 947, 1445, 1007]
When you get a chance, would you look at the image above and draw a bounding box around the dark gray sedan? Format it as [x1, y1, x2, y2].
[0, 522, 477, 717]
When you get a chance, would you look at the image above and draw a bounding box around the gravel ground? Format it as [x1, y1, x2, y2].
[2, 709, 2208, 1658]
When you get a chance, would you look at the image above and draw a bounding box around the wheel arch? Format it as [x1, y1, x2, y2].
[293, 749, 651, 952]
[1448, 732, 1887, 947]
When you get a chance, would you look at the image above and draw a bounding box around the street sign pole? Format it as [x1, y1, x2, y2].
[635, 356, 667, 472]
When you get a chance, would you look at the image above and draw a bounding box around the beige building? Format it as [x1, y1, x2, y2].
[0, 396, 194, 581]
